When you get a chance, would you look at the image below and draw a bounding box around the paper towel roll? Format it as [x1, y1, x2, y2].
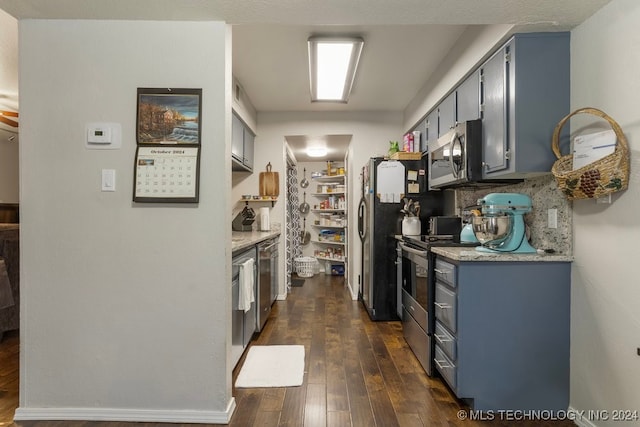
[259, 207, 270, 231]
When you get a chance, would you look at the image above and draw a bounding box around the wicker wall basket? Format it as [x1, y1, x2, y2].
[551, 107, 630, 200]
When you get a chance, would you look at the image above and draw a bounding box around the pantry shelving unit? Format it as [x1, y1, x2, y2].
[310, 168, 347, 276]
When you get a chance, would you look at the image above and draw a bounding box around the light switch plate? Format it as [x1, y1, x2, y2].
[101, 169, 116, 192]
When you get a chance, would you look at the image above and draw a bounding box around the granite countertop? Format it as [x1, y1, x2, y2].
[232, 225, 281, 253]
[431, 246, 573, 262]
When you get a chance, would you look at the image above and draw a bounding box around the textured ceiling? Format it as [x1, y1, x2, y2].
[0, 0, 612, 26]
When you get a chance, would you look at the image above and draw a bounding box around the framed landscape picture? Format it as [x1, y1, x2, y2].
[136, 88, 202, 145]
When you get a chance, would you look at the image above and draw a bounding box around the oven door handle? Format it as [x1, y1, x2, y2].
[399, 242, 428, 257]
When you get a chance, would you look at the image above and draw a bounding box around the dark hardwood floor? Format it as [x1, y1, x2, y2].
[0, 273, 575, 426]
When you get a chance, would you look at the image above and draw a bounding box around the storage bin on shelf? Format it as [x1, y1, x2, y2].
[331, 264, 345, 276]
[294, 256, 317, 278]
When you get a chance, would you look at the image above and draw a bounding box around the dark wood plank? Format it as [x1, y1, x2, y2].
[278, 385, 306, 427]
[326, 411, 351, 427]
[303, 383, 326, 427]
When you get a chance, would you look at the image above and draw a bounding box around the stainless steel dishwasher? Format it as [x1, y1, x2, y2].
[256, 238, 278, 332]
[231, 246, 256, 368]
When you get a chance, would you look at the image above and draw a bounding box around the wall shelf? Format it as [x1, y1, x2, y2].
[241, 198, 277, 207]
[312, 240, 345, 246]
[315, 255, 346, 263]
[312, 174, 346, 182]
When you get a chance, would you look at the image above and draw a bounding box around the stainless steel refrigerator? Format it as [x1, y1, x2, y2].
[357, 157, 443, 321]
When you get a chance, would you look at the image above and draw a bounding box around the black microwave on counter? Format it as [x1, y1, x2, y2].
[427, 120, 483, 190]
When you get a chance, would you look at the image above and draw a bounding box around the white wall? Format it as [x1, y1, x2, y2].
[0, 9, 19, 203]
[238, 111, 403, 299]
[17, 20, 234, 423]
[569, 1, 640, 424]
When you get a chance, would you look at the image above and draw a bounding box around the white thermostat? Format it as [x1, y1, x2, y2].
[85, 122, 122, 150]
[88, 127, 111, 143]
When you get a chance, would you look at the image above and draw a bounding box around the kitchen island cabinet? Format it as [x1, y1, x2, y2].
[432, 253, 570, 412]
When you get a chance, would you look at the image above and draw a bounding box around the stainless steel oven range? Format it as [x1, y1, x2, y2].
[398, 238, 432, 375]
[398, 234, 478, 376]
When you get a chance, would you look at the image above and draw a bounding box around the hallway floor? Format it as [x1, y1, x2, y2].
[0, 273, 575, 426]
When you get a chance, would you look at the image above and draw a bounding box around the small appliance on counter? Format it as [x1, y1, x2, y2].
[428, 216, 462, 241]
[472, 193, 536, 253]
[232, 205, 256, 231]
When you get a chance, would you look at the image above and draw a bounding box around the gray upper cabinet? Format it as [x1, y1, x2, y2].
[232, 111, 254, 172]
[438, 92, 456, 137]
[456, 70, 481, 123]
[480, 48, 508, 175]
[480, 32, 570, 179]
[425, 109, 439, 149]
[412, 118, 427, 152]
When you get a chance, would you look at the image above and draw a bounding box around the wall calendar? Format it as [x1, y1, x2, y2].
[133, 146, 200, 203]
[133, 87, 202, 203]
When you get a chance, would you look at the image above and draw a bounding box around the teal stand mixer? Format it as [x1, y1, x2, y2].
[471, 193, 537, 253]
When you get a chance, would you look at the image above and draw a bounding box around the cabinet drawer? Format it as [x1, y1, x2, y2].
[402, 308, 432, 375]
[402, 290, 428, 332]
[434, 344, 457, 391]
[435, 282, 457, 333]
[434, 258, 456, 288]
[434, 320, 457, 361]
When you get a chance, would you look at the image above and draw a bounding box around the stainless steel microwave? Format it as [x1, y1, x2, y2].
[427, 120, 482, 189]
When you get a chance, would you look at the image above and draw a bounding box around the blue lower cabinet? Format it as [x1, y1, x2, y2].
[433, 256, 571, 412]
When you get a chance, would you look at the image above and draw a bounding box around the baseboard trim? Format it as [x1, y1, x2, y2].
[567, 406, 600, 427]
[346, 280, 358, 300]
[14, 397, 237, 424]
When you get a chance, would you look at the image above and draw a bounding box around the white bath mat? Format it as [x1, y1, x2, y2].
[235, 345, 305, 388]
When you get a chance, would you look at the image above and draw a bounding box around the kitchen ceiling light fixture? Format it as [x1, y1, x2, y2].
[306, 147, 328, 158]
[308, 36, 364, 103]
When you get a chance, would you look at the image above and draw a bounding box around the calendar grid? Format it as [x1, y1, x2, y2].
[133, 145, 200, 203]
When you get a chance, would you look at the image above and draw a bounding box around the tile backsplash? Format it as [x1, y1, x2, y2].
[455, 175, 572, 255]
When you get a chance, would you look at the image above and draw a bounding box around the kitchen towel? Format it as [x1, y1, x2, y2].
[0, 259, 14, 310]
[235, 345, 305, 388]
[238, 258, 254, 313]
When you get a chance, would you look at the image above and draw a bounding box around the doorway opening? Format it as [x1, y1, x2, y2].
[283, 135, 351, 295]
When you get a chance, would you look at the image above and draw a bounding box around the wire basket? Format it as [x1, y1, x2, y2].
[551, 107, 630, 200]
[294, 256, 316, 278]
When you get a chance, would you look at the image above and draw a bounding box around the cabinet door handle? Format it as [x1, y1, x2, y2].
[434, 358, 452, 369]
[434, 302, 452, 310]
[434, 334, 452, 343]
[433, 268, 444, 274]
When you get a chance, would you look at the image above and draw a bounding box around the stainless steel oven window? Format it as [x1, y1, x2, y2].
[399, 242, 429, 311]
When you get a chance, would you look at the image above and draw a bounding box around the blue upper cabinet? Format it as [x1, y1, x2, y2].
[480, 32, 570, 179]
[438, 92, 457, 137]
[425, 109, 439, 150]
[456, 70, 481, 124]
